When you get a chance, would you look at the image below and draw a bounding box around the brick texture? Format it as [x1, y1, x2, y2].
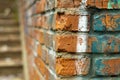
[23, 0, 120, 79]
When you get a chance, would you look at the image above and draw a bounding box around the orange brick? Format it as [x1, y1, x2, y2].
[54, 34, 77, 52]
[57, 0, 81, 8]
[35, 57, 46, 76]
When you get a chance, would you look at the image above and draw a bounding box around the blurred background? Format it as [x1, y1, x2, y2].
[0, 0, 27, 80]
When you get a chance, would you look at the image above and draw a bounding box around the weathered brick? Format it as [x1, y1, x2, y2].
[54, 34, 120, 53]
[95, 57, 120, 76]
[34, 57, 56, 80]
[54, 33, 89, 52]
[48, 49, 90, 76]
[35, 0, 120, 12]
[90, 78, 120, 80]
[38, 29, 45, 44]
[37, 43, 42, 57]
[57, 0, 81, 8]
[33, 67, 41, 80]
[36, 15, 49, 29]
[87, 0, 120, 9]
[88, 35, 120, 53]
[36, 0, 47, 13]
[56, 57, 90, 76]
[54, 34, 77, 52]
[42, 46, 49, 64]
[93, 11, 120, 31]
[53, 13, 90, 31]
[35, 57, 46, 76]
[44, 31, 54, 49]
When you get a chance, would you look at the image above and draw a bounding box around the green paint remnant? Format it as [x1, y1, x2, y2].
[108, 0, 120, 9]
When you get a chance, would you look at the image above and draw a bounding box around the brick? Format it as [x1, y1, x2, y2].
[90, 78, 120, 80]
[95, 57, 120, 76]
[35, 57, 46, 76]
[54, 33, 89, 52]
[41, 46, 49, 64]
[88, 35, 120, 53]
[38, 12, 89, 31]
[57, 0, 81, 8]
[33, 67, 41, 80]
[37, 44, 42, 57]
[38, 29, 45, 44]
[87, 0, 120, 9]
[36, 0, 47, 13]
[36, 43, 49, 64]
[56, 57, 90, 76]
[44, 31, 54, 49]
[54, 34, 120, 53]
[36, 15, 49, 29]
[35, 0, 120, 13]
[53, 13, 90, 31]
[54, 34, 77, 52]
[93, 11, 120, 31]
[49, 49, 90, 76]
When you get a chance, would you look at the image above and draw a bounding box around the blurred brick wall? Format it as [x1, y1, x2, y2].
[23, 0, 120, 80]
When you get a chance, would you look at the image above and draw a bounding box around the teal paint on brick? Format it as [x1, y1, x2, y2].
[89, 35, 120, 53]
[94, 58, 120, 76]
[93, 15, 106, 31]
[95, 59, 105, 75]
[93, 11, 120, 31]
[108, 0, 120, 9]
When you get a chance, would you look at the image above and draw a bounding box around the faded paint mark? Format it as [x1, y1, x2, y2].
[76, 34, 88, 52]
[87, 36, 97, 52]
[75, 56, 90, 75]
[102, 59, 120, 75]
[78, 15, 89, 31]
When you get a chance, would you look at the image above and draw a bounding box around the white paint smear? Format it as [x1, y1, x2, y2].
[78, 15, 88, 31]
[76, 34, 88, 52]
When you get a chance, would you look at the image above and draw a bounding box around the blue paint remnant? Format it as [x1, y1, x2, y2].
[93, 11, 120, 31]
[95, 59, 105, 75]
[89, 35, 120, 53]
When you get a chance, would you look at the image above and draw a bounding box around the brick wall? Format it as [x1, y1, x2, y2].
[23, 0, 120, 80]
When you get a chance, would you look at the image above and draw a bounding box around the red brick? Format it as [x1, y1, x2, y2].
[37, 44, 42, 58]
[36, 0, 47, 13]
[87, 0, 120, 9]
[57, 0, 81, 8]
[36, 16, 49, 29]
[95, 58, 120, 76]
[56, 56, 90, 76]
[44, 31, 54, 49]
[54, 34, 77, 52]
[48, 49, 90, 76]
[35, 57, 46, 76]
[54, 14, 79, 31]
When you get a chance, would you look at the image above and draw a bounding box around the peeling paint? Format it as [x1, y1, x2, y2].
[94, 11, 120, 31]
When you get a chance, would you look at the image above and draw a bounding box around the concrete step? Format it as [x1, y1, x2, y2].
[0, 34, 20, 44]
[0, 45, 21, 53]
[0, 67, 23, 76]
[0, 14, 15, 19]
[0, 26, 20, 33]
[0, 49, 22, 67]
[0, 19, 18, 26]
